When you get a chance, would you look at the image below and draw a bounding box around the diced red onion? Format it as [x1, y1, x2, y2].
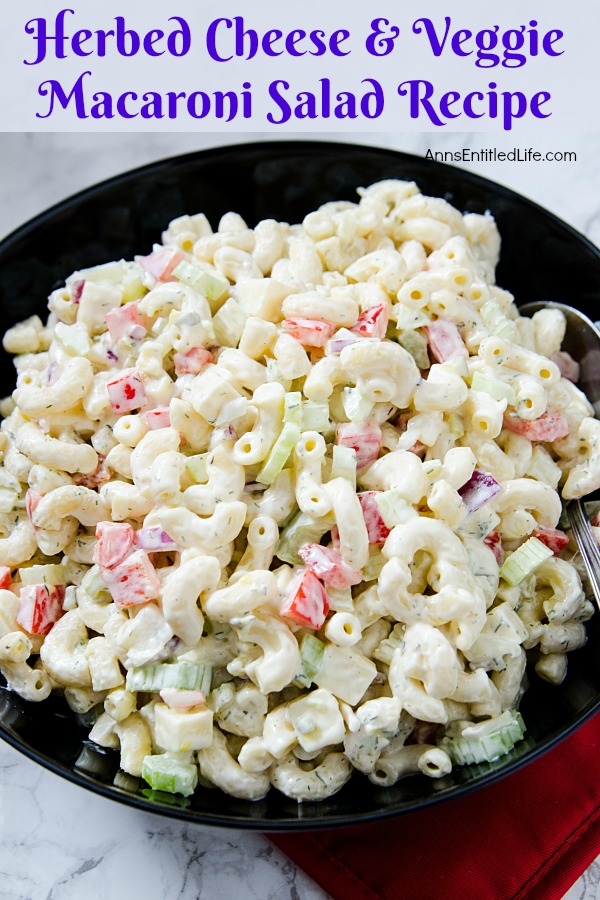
[210, 425, 237, 447]
[244, 482, 268, 493]
[550, 350, 580, 384]
[71, 280, 85, 304]
[45, 361, 61, 385]
[135, 526, 178, 552]
[326, 328, 362, 355]
[166, 636, 183, 654]
[458, 469, 502, 514]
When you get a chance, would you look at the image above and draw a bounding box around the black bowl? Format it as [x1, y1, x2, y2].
[1, 140, 600, 830]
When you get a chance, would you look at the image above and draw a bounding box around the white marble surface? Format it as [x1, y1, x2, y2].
[1, 131, 600, 899]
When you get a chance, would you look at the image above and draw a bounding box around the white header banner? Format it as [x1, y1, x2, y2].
[0, 0, 596, 132]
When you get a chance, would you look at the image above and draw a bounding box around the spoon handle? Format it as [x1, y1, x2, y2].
[567, 500, 600, 610]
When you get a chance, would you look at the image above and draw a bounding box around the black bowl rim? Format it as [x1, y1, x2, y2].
[2, 687, 600, 831]
[1, 138, 600, 831]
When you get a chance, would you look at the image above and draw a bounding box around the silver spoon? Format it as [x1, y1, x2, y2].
[520, 301, 600, 607]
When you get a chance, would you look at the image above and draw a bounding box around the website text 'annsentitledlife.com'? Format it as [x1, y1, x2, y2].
[426, 148, 576, 163]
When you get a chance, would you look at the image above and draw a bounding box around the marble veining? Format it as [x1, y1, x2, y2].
[0, 740, 328, 900]
[0, 131, 599, 899]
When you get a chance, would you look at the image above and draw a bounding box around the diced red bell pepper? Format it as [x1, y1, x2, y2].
[298, 543, 362, 589]
[532, 526, 570, 557]
[145, 407, 171, 430]
[350, 303, 389, 340]
[73, 457, 111, 489]
[0, 567, 11, 590]
[330, 525, 340, 551]
[107, 369, 147, 414]
[282, 318, 336, 348]
[483, 530, 504, 566]
[25, 489, 42, 527]
[280, 569, 330, 629]
[173, 347, 215, 377]
[16, 584, 65, 636]
[94, 521, 135, 569]
[106, 301, 149, 342]
[503, 408, 569, 442]
[336, 420, 382, 470]
[138, 248, 185, 284]
[358, 492, 391, 544]
[425, 319, 469, 363]
[100, 549, 161, 608]
[550, 350, 580, 384]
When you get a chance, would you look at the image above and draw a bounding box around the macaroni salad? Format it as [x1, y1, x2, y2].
[0, 179, 595, 801]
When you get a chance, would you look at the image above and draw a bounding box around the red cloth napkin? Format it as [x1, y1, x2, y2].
[270, 712, 600, 900]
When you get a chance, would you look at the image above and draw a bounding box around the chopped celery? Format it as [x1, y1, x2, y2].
[375, 490, 418, 528]
[54, 322, 92, 356]
[392, 306, 429, 330]
[140, 788, 191, 809]
[172, 260, 202, 286]
[471, 371, 517, 406]
[327, 586, 354, 613]
[81, 566, 110, 599]
[295, 633, 326, 688]
[500, 537, 552, 585]
[151, 316, 168, 335]
[447, 412, 465, 439]
[458, 505, 501, 540]
[330, 445, 357, 488]
[173, 261, 228, 303]
[121, 266, 146, 303]
[256, 422, 301, 486]
[362, 547, 386, 582]
[126, 662, 212, 693]
[440, 710, 526, 765]
[142, 754, 198, 797]
[558, 506, 571, 531]
[212, 298, 248, 348]
[276, 509, 331, 565]
[19, 563, 66, 586]
[398, 329, 430, 369]
[266, 358, 292, 392]
[284, 392, 303, 426]
[186, 453, 209, 484]
[479, 300, 518, 342]
[526, 445, 562, 490]
[301, 400, 330, 433]
[374, 623, 406, 665]
[342, 386, 375, 423]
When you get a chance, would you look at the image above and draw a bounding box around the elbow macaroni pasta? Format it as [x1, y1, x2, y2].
[0, 179, 595, 803]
